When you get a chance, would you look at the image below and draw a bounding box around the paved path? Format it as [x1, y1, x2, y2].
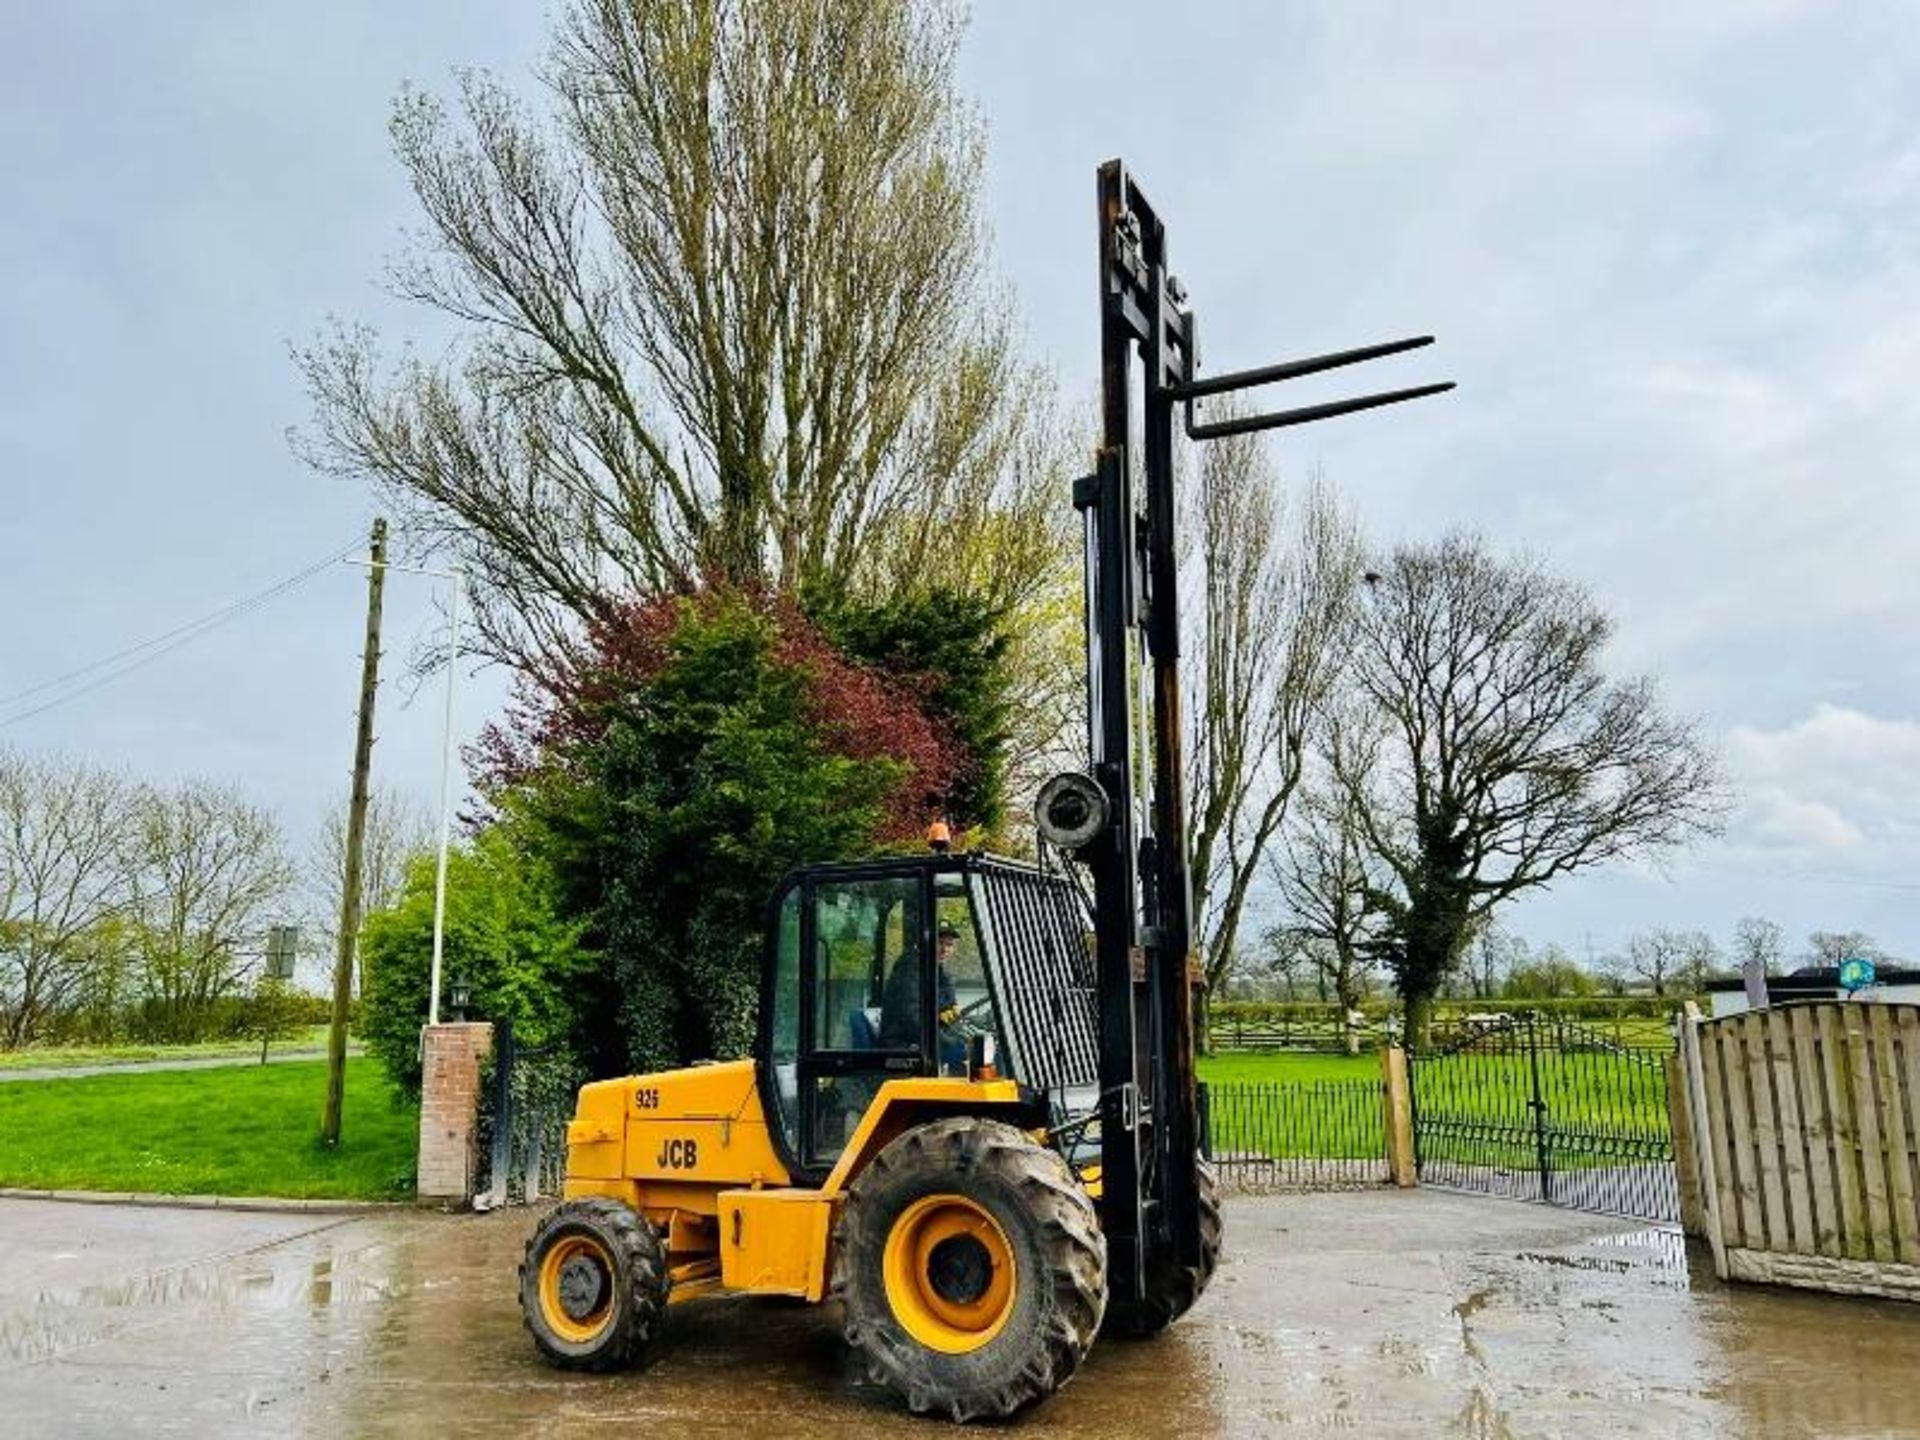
[4, 1188, 1919, 1436]
[0, 1046, 362, 1084]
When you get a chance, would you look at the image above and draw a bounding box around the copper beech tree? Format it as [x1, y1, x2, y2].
[469, 587, 965, 1070]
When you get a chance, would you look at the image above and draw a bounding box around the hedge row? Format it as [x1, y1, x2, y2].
[33, 991, 349, 1047]
[1210, 995, 1692, 1026]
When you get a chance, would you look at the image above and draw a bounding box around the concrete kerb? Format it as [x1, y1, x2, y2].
[0, 1186, 404, 1215]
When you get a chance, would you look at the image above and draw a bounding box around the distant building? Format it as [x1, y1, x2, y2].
[1706, 964, 1920, 1018]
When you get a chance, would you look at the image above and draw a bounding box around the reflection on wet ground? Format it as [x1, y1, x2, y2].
[3, 1190, 1919, 1437]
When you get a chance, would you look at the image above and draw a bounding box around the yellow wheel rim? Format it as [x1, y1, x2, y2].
[539, 1234, 617, 1345]
[882, 1194, 1017, 1354]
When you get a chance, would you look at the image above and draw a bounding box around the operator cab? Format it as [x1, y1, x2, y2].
[756, 853, 1100, 1184]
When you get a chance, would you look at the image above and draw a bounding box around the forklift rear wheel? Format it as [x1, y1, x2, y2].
[520, 1197, 669, 1371]
[1102, 1158, 1222, 1338]
[836, 1117, 1106, 1422]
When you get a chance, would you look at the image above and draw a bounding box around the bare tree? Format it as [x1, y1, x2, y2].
[131, 780, 296, 1041]
[1805, 930, 1893, 969]
[1678, 930, 1721, 991]
[310, 785, 433, 997]
[1330, 534, 1725, 1037]
[1504, 941, 1597, 999]
[1595, 951, 1633, 997]
[1272, 785, 1383, 1051]
[298, 0, 1065, 674]
[1731, 915, 1785, 978]
[1624, 927, 1719, 996]
[0, 750, 139, 1047]
[1463, 923, 1529, 1001]
[1245, 926, 1311, 1002]
[1182, 431, 1361, 1033]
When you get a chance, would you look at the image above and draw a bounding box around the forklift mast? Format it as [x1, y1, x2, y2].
[1069, 160, 1451, 1308]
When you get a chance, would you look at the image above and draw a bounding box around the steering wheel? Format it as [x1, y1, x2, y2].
[952, 994, 995, 1026]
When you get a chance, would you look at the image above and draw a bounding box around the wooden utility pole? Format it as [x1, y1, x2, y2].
[323, 517, 386, 1147]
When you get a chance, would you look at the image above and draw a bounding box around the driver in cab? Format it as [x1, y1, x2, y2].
[879, 922, 968, 1071]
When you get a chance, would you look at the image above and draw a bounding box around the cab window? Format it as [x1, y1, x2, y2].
[767, 885, 801, 1130]
[933, 875, 1001, 1078]
[811, 874, 921, 1052]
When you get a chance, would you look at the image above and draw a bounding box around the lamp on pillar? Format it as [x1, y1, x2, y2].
[449, 974, 473, 1023]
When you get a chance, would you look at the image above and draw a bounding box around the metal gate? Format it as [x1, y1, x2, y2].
[474, 1021, 583, 1209]
[1410, 1013, 1679, 1224]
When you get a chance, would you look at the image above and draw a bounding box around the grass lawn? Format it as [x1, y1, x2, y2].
[1197, 1051, 1376, 1086]
[1198, 1052, 1385, 1158]
[0, 1057, 417, 1200]
[0, 1025, 334, 1072]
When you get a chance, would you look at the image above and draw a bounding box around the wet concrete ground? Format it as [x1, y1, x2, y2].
[3, 1190, 1919, 1438]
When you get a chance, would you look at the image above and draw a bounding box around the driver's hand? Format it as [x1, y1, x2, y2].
[938, 1005, 960, 1026]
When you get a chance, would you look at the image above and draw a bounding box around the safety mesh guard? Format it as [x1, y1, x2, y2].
[974, 860, 1100, 1094]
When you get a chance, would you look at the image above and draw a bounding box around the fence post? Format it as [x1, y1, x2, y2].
[1678, 1004, 1730, 1278]
[487, 1017, 516, 1210]
[1524, 1014, 1553, 1204]
[1666, 1049, 1706, 1239]
[1382, 1046, 1416, 1188]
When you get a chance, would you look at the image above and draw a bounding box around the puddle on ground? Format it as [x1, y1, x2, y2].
[3, 1197, 1920, 1438]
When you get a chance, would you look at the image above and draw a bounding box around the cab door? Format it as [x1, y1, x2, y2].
[794, 868, 932, 1174]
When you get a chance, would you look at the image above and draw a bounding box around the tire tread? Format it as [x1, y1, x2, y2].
[519, 1196, 669, 1372]
[834, 1118, 1106, 1422]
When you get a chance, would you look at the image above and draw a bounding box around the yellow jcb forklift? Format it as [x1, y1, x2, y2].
[516, 160, 1450, 1421]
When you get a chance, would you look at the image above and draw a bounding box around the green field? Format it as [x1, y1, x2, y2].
[1196, 1048, 1671, 1165]
[0, 1025, 334, 1072]
[1207, 1013, 1678, 1055]
[1197, 1051, 1376, 1086]
[0, 1058, 417, 1200]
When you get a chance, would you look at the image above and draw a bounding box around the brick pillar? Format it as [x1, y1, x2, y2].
[417, 1022, 494, 1203]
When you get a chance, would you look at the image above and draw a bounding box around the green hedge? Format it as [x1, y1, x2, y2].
[42, 992, 349, 1047]
[1210, 995, 1691, 1026]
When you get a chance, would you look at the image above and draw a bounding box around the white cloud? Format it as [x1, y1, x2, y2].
[1723, 704, 1920, 864]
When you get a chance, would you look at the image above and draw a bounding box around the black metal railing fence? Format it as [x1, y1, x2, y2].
[474, 1020, 584, 1208]
[1409, 1013, 1679, 1224]
[1199, 1078, 1389, 1190]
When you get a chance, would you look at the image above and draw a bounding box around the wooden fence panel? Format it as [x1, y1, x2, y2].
[1870, 1006, 1918, 1264]
[1666, 1052, 1706, 1238]
[1720, 1021, 1764, 1247]
[1686, 1002, 1920, 1301]
[1818, 1005, 1868, 1259]
[1743, 1013, 1790, 1250]
[1844, 1006, 1896, 1262]
[1789, 1005, 1841, 1258]
[1768, 1010, 1813, 1253]
[1902, 1010, 1920, 1259]
[1699, 1021, 1740, 1248]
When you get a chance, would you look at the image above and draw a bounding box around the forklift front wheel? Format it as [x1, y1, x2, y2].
[520, 1197, 669, 1371]
[1102, 1157, 1223, 1338]
[837, 1117, 1107, 1422]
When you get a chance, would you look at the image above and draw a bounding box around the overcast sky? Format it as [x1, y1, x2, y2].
[4, 2, 1918, 962]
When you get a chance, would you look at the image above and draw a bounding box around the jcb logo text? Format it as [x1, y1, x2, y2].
[657, 1138, 699, 1170]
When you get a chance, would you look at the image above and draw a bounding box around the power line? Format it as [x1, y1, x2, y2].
[0, 536, 362, 708]
[1739, 868, 1920, 895]
[1650, 860, 1920, 895]
[0, 537, 364, 729]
